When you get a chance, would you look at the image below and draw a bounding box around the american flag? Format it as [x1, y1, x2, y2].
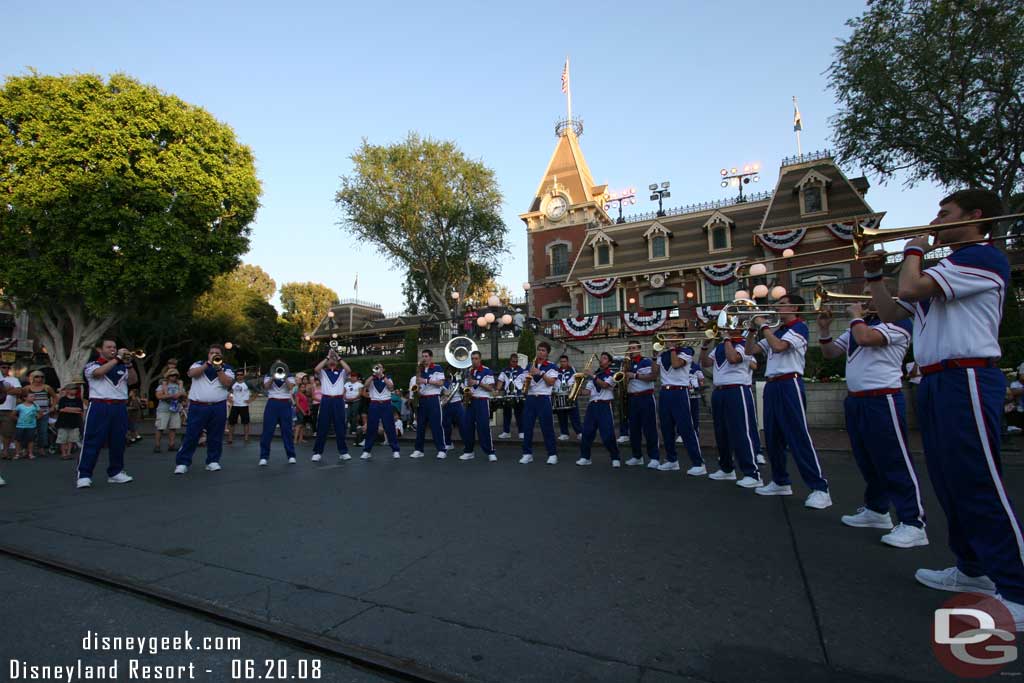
[353, 273, 358, 290]
[561, 57, 569, 94]
[793, 96, 803, 132]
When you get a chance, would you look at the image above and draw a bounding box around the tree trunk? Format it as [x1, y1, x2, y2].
[34, 302, 120, 386]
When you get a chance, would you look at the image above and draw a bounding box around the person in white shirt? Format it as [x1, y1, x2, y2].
[227, 370, 251, 445]
[360, 364, 400, 459]
[259, 360, 297, 466]
[746, 295, 831, 510]
[343, 373, 365, 436]
[624, 340, 660, 467]
[311, 348, 352, 463]
[819, 302, 927, 548]
[699, 332, 761, 488]
[76, 339, 138, 489]
[519, 341, 560, 465]
[576, 352, 620, 467]
[411, 349, 447, 459]
[657, 344, 705, 475]
[0, 360, 22, 457]
[866, 189, 1024, 626]
[174, 344, 235, 474]
[460, 350, 497, 462]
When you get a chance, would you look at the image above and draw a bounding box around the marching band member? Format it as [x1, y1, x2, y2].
[575, 352, 620, 468]
[699, 332, 762, 487]
[460, 350, 497, 462]
[360, 364, 401, 460]
[624, 340, 660, 468]
[442, 374, 465, 452]
[817, 300, 927, 547]
[746, 295, 831, 509]
[311, 350, 352, 463]
[657, 343, 705, 474]
[497, 353, 526, 439]
[77, 339, 137, 489]
[556, 354, 583, 441]
[174, 344, 234, 475]
[226, 370, 251, 445]
[866, 190, 1024, 623]
[411, 350, 447, 459]
[259, 360, 296, 466]
[518, 341, 560, 465]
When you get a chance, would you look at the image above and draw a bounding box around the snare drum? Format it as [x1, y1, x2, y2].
[552, 390, 573, 412]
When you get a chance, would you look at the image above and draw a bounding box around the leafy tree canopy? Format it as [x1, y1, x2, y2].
[279, 281, 339, 337]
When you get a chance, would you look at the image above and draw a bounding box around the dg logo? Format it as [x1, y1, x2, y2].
[933, 593, 1018, 678]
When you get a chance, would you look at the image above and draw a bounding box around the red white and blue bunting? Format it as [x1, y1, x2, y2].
[581, 277, 618, 298]
[559, 315, 602, 339]
[694, 305, 724, 324]
[699, 262, 741, 285]
[621, 310, 668, 335]
[757, 229, 807, 252]
[825, 216, 880, 242]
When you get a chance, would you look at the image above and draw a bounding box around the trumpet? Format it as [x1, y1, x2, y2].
[118, 349, 146, 363]
[372, 363, 384, 377]
[739, 211, 1024, 277]
[269, 361, 289, 381]
[210, 353, 224, 368]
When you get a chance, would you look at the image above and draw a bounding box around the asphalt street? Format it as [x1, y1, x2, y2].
[2, 437, 1024, 682]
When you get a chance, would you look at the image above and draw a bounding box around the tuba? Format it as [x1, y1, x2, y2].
[442, 336, 477, 406]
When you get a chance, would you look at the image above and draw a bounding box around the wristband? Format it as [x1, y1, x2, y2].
[863, 269, 883, 282]
[903, 246, 925, 258]
[818, 336, 833, 345]
[849, 318, 866, 328]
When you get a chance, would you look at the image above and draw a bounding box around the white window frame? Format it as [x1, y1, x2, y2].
[643, 223, 672, 261]
[546, 240, 572, 277]
[700, 279, 740, 304]
[796, 169, 830, 217]
[641, 288, 683, 310]
[542, 302, 573, 320]
[703, 212, 734, 254]
[590, 230, 616, 269]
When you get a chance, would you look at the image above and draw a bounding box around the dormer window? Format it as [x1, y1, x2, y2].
[702, 211, 734, 254]
[590, 230, 616, 268]
[795, 169, 830, 216]
[643, 223, 672, 261]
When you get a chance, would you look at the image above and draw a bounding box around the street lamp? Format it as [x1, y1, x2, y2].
[649, 181, 671, 217]
[719, 164, 760, 202]
[604, 187, 637, 224]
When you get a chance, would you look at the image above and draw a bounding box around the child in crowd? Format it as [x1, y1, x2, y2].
[15, 393, 38, 460]
[127, 388, 144, 445]
[56, 384, 84, 460]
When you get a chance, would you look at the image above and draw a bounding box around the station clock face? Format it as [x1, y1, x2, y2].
[545, 195, 568, 221]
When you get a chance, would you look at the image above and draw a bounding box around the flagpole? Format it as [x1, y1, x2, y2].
[566, 56, 572, 123]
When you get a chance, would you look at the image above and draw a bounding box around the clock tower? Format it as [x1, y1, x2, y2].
[519, 118, 611, 320]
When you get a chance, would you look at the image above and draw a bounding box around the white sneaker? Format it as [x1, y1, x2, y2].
[646, 459, 661, 470]
[616, 435, 629, 444]
[205, 462, 221, 472]
[437, 452, 447, 460]
[881, 523, 929, 548]
[546, 455, 558, 465]
[659, 461, 681, 471]
[736, 475, 763, 489]
[1008, 426, 1023, 434]
[625, 457, 643, 467]
[339, 453, 351, 461]
[258, 459, 268, 466]
[287, 457, 296, 464]
[445, 444, 454, 452]
[0, 475, 5, 486]
[173, 464, 188, 475]
[685, 464, 706, 476]
[392, 452, 401, 459]
[488, 453, 497, 462]
[575, 458, 592, 466]
[518, 433, 524, 439]
[612, 460, 621, 468]
[756, 481, 793, 496]
[311, 453, 322, 462]
[558, 434, 570, 442]
[76, 477, 92, 489]
[675, 435, 683, 444]
[519, 454, 533, 464]
[107, 472, 133, 484]
[459, 453, 475, 461]
[841, 507, 894, 529]
[360, 452, 371, 460]
[410, 450, 425, 458]
[804, 491, 832, 509]
[996, 595, 1024, 631]
[709, 469, 736, 481]
[498, 432, 511, 439]
[756, 453, 767, 465]
[915, 566, 996, 594]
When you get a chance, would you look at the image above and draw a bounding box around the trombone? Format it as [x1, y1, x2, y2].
[737, 211, 1024, 277]
[717, 299, 781, 330]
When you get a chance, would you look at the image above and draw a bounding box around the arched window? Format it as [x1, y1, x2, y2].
[547, 242, 570, 277]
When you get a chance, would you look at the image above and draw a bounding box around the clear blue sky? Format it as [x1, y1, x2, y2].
[3, 0, 943, 315]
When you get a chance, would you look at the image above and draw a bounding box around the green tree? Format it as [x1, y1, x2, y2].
[336, 133, 508, 318]
[279, 282, 340, 341]
[517, 328, 536, 359]
[828, 0, 1024, 223]
[0, 72, 261, 383]
[232, 263, 277, 301]
[192, 265, 283, 353]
